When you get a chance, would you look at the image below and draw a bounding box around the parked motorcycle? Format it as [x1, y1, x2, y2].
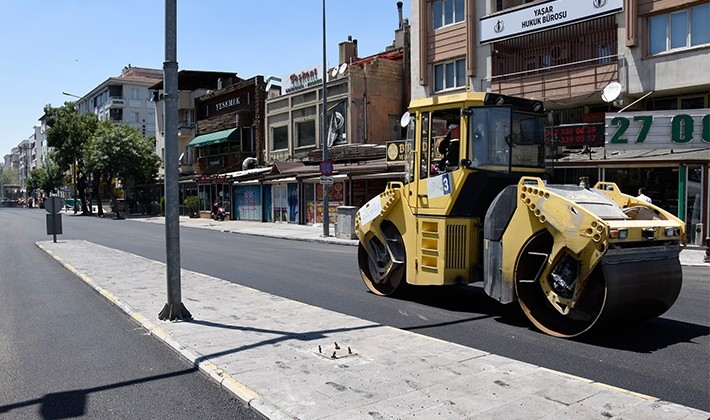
[211, 201, 226, 221]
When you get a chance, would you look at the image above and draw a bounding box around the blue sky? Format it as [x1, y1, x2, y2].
[0, 0, 410, 157]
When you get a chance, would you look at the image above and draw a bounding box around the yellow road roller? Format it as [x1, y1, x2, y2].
[355, 92, 685, 337]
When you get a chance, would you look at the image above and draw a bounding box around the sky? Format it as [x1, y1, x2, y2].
[0, 0, 410, 158]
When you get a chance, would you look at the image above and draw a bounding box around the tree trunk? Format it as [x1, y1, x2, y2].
[76, 156, 90, 215]
[93, 173, 103, 217]
[104, 175, 122, 219]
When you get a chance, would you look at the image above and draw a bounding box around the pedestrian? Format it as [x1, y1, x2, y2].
[637, 187, 652, 204]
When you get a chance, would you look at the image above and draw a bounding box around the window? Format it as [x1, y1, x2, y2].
[272, 126, 288, 150]
[131, 112, 140, 123]
[432, 0, 464, 29]
[434, 58, 466, 92]
[649, 3, 710, 55]
[130, 88, 140, 100]
[296, 120, 316, 147]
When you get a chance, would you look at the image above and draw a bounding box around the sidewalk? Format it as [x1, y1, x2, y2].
[35, 217, 709, 419]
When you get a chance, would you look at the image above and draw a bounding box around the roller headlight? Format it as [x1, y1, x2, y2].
[609, 228, 628, 239]
[664, 227, 680, 237]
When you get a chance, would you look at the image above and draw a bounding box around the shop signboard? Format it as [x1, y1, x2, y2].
[386, 140, 413, 162]
[605, 109, 710, 150]
[480, 0, 623, 44]
[282, 65, 323, 94]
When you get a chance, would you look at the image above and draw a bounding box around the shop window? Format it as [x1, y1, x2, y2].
[296, 120, 316, 147]
[645, 95, 708, 111]
[432, 0, 464, 29]
[434, 58, 466, 92]
[272, 125, 288, 150]
[648, 3, 710, 55]
[645, 97, 678, 111]
[681, 96, 706, 109]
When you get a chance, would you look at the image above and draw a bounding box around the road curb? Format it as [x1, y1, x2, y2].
[34, 241, 277, 419]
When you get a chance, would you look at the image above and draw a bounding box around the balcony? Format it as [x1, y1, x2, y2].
[490, 60, 618, 103]
[489, 15, 617, 104]
[178, 121, 196, 138]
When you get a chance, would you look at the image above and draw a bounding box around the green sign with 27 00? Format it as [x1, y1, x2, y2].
[605, 109, 710, 150]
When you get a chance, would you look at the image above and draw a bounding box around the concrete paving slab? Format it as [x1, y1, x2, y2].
[36, 239, 710, 420]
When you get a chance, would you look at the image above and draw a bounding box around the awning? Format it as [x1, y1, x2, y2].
[188, 128, 239, 148]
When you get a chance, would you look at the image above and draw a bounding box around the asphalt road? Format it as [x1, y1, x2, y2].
[6, 207, 710, 412]
[0, 208, 262, 419]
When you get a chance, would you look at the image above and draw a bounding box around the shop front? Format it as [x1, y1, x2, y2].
[552, 108, 709, 244]
[233, 182, 266, 221]
[197, 175, 231, 218]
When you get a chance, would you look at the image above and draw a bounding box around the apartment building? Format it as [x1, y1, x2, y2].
[72, 65, 163, 140]
[411, 0, 709, 243]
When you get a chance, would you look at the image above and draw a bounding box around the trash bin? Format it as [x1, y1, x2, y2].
[336, 206, 359, 239]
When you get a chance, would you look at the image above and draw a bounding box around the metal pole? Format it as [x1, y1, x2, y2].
[322, 0, 329, 237]
[158, 0, 191, 321]
[73, 161, 77, 213]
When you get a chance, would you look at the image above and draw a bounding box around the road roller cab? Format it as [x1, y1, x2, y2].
[354, 92, 685, 338]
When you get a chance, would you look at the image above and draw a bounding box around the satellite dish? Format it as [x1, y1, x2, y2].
[330, 67, 338, 78]
[399, 111, 411, 128]
[338, 63, 347, 75]
[602, 82, 622, 102]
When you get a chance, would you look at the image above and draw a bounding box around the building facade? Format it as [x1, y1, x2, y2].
[186, 75, 269, 216]
[73, 65, 163, 140]
[256, 32, 410, 225]
[410, 0, 710, 244]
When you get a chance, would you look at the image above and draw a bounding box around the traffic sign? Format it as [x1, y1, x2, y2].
[320, 176, 333, 185]
[45, 196, 63, 214]
[319, 160, 333, 176]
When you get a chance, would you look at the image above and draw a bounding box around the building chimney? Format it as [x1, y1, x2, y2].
[397, 1, 403, 29]
[339, 36, 358, 64]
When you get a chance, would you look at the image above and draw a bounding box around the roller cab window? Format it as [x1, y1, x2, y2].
[466, 106, 545, 173]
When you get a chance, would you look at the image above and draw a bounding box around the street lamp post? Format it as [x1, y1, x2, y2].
[321, 0, 330, 237]
[158, 0, 192, 321]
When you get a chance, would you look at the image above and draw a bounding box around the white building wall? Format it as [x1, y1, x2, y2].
[622, 47, 710, 96]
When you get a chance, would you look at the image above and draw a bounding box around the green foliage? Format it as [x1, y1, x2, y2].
[183, 195, 199, 212]
[43, 102, 98, 171]
[85, 121, 160, 186]
[25, 168, 43, 194]
[1, 168, 19, 185]
[26, 159, 65, 195]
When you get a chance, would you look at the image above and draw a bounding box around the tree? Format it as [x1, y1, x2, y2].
[85, 121, 160, 219]
[44, 102, 99, 214]
[1, 168, 19, 186]
[25, 158, 65, 197]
